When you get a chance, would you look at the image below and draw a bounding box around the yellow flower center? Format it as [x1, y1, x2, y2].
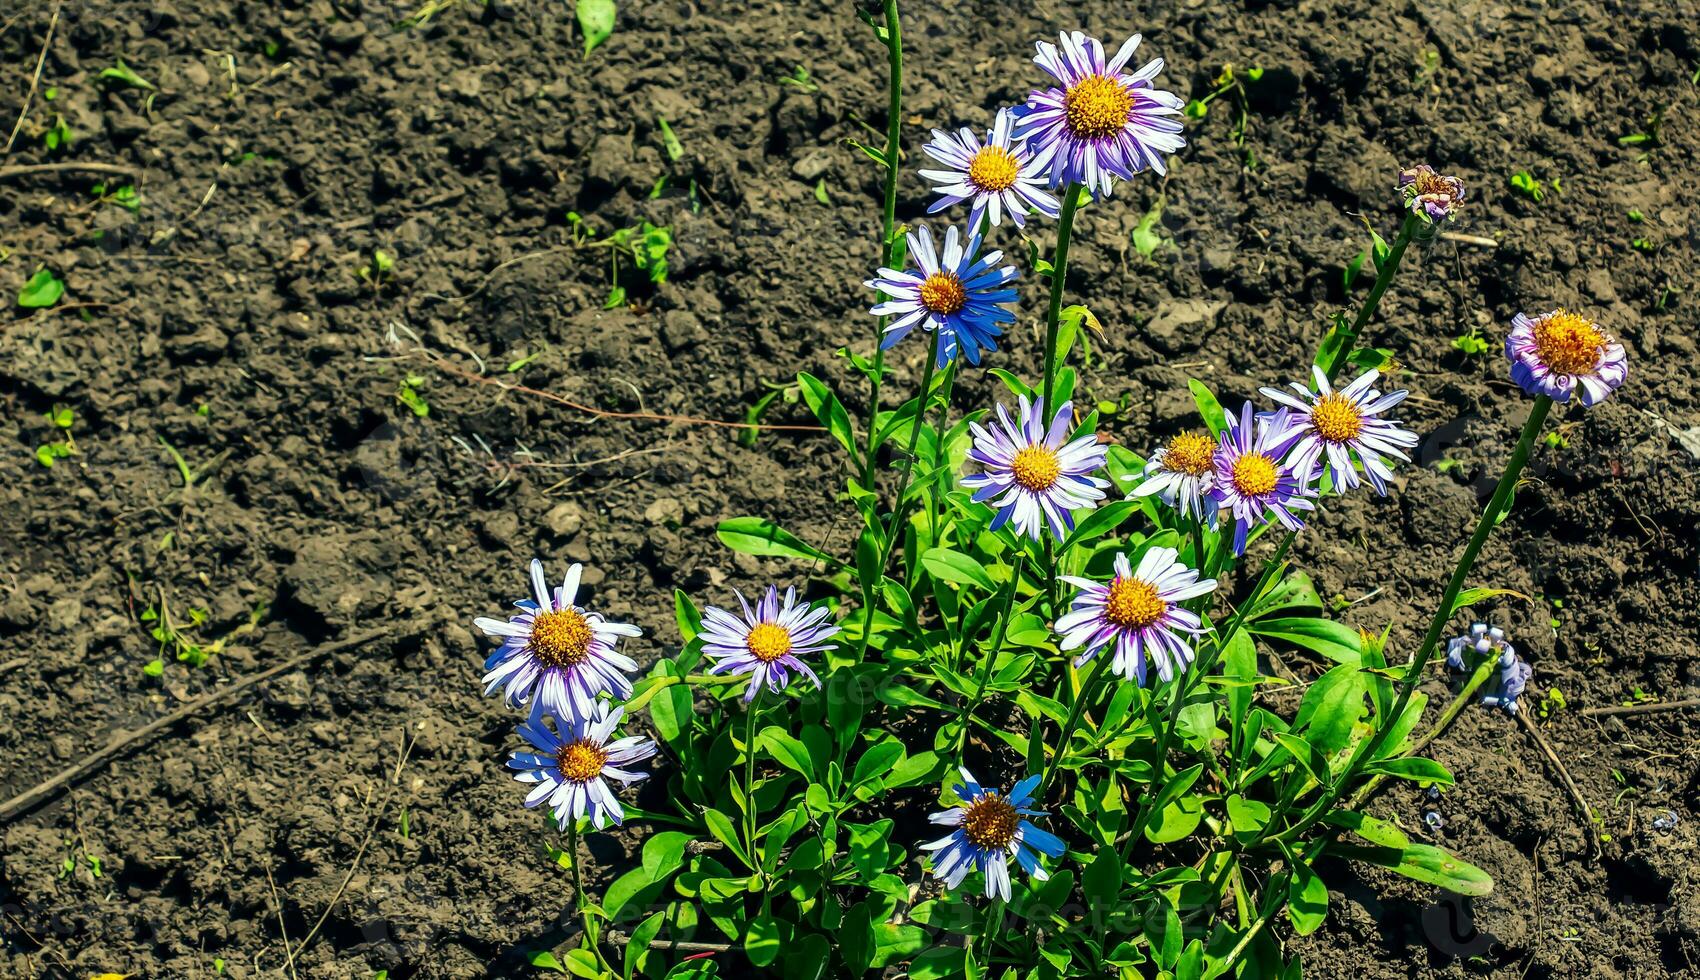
[1311, 393, 1365, 444]
[1230, 453, 1279, 498]
[1104, 577, 1166, 629]
[967, 145, 1020, 192]
[1063, 75, 1134, 140]
[1011, 445, 1062, 492]
[556, 739, 609, 783]
[1415, 171, 1454, 197]
[745, 623, 793, 663]
[1161, 431, 1216, 477]
[960, 793, 1021, 850]
[530, 609, 594, 668]
[918, 271, 968, 315]
[1532, 310, 1606, 376]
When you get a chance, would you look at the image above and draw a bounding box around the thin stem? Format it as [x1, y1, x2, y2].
[952, 569, 1022, 770]
[922, 363, 956, 561]
[882, 352, 938, 550]
[1036, 653, 1112, 801]
[977, 898, 1006, 964]
[1348, 651, 1497, 810]
[566, 822, 608, 969]
[1271, 395, 1554, 846]
[859, 0, 904, 491]
[1325, 213, 1418, 383]
[1039, 182, 1083, 417]
[742, 700, 760, 875]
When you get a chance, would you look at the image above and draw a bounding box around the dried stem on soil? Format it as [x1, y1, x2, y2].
[3, 2, 60, 153]
[1580, 698, 1700, 718]
[1517, 709, 1602, 858]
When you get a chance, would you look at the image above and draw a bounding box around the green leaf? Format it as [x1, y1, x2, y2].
[716, 516, 839, 568]
[576, 0, 615, 56]
[814, 178, 830, 205]
[701, 808, 751, 869]
[1449, 586, 1530, 616]
[623, 911, 665, 980]
[1293, 663, 1367, 757]
[745, 914, 781, 967]
[562, 950, 605, 978]
[527, 950, 566, 973]
[1248, 616, 1364, 664]
[1187, 378, 1228, 436]
[1286, 861, 1328, 935]
[919, 547, 997, 591]
[796, 372, 859, 464]
[657, 115, 683, 161]
[1363, 756, 1455, 785]
[760, 727, 815, 780]
[99, 59, 156, 90]
[18, 269, 64, 308]
[1336, 843, 1493, 897]
[1082, 847, 1122, 907]
[1272, 732, 1330, 784]
[1146, 794, 1205, 844]
[1059, 499, 1140, 555]
[908, 948, 968, 980]
[851, 740, 904, 789]
[641, 830, 692, 881]
[1321, 810, 1410, 848]
[672, 589, 701, 642]
[1226, 794, 1270, 834]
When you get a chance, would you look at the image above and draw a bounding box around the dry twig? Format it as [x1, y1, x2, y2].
[1517, 710, 1602, 858]
[1580, 698, 1700, 719]
[4, 2, 60, 153]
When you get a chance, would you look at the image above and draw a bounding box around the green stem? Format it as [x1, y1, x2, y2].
[566, 822, 608, 969]
[1272, 395, 1554, 846]
[1039, 182, 1083, 417]
[883, 352, 939, 548]
[977, 898, 1006, 964]
[952, 569, 1022, 770]
[859, 0, 904, 491]
[1325, 213, 1418, 383]
[922, 363, 956, 559]
[742, 700, 761, 877]
[1035, 652, 1112, 801]
[1348, 650, 1497, 810]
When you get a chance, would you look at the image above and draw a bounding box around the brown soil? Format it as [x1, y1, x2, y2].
[2, 0, 1698, 977]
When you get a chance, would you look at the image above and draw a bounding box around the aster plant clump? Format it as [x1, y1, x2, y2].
[469, 9, 1632, 978]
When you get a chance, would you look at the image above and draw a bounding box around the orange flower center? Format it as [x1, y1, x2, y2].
[1011, 445, 1062, 492]
[967, 145, 1020, 192]
[1161, 431, 1216, 476]
[960, 793, 1021, 850]
[1230, 453, 1279, 498]
[1063, 75, 1134, 140]
[556, 739, 609, 783]
[1311, 393, 1365, 444]
[745, 623, 793, 663]
[918, 271, 968, 315]
[530, 609, 594, 668]
[1532, 310, 1606, 376]
[1104, 577, 1166, 629]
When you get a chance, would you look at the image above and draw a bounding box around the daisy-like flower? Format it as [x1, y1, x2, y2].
[962, 396, 1109, 542]
[919, 108, 1060, 230]
[507, 701, 656, 830]
[1057, 547, 1217, 686]
[1259, 366, 1421, 496]
[475, 559, 641, 720]
[865, 224, 1019, 368]
[699, 585, 836, 703]
[1398, 164, 1466, 226]
[1210, 403, 1316, 556]
[1127, 430, 1217, 521]
[1505, 309, 1628, 406]
[1013, 31, 1186, 198]
[922, 769, 1065, 902]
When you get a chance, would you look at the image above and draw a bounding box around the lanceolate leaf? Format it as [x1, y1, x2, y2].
[797, 372, 861, 466]
[1187, 378, 1228, 436]
[716, 516, 841, 568]
[1248, 616, 1364, 663]
[576, 0, 616, 55]
[1334, 843, 1494, 897]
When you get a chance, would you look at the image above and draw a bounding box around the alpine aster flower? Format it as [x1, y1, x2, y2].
[699, 585, 836, 703]
[1013, 31, 1186, 198]
[962, 396, 1109, 542]
[865, 224, 1019, 367]
[922, 769, 1065, 902]
[1259, 366, 1420, 495]
[1398, 164, 1465, 225]
[475, 559, 641, 720]
[1505, 309, 1628, 406]
[507, 701, 656, 830]
[1127, 430, 1217, 521]
[1210, 403, 1316, 556]
[1057, 547, 1217, 685]
[920, 108, 1060, 229]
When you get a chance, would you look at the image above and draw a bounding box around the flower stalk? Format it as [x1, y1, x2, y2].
[860, 0, 905, 491]
[1321, 212, 1419, 383]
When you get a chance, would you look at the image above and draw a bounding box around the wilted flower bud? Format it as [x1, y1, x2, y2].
[1446, 624, 1532, 714]
[1398, 164, 1465, 229]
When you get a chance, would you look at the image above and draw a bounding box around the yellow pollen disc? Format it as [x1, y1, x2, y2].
[1532, 310, 1606, 376]
[1063, 75, 1135, 140]
[556, 739, 609, 783]
[1311, 393, 1365, 444]
[1162, 431, 1216, 477]
[1104, 577, 1167, 629]
[530, 609, 594, 668]
[1011, 445, 1062, 492]
[961, 793, 1021, 850]
[967, 145, 1020, 192]
[745, 622, 793, 663]
[1231, 454, 1279, 497]
[918, 271, 968, 315]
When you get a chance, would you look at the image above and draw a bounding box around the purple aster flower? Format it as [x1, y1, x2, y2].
[1259, 366, 1421, 496]
[1057, 547, 1217, 686]
[475, 558, 641, 721]
[699, 585, 836, 703]
[865, 224, 1019, 368]
[1398, 164, 1465, 225]
[1013, 31, 1186, 198]
[1210, 403, 1316, 557]
[507, 701, 656, 830]
[922, 768, 1064, 902]
[919, 107, 1060, 229]
[1506, 309, 1628, 406]
[1126, 429, 1217, 522]
[1446, 624, 1531, 715]
[962, 396, 1110, 542]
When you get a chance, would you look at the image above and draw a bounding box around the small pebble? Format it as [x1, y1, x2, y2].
[1424, 811, 1446, 831]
